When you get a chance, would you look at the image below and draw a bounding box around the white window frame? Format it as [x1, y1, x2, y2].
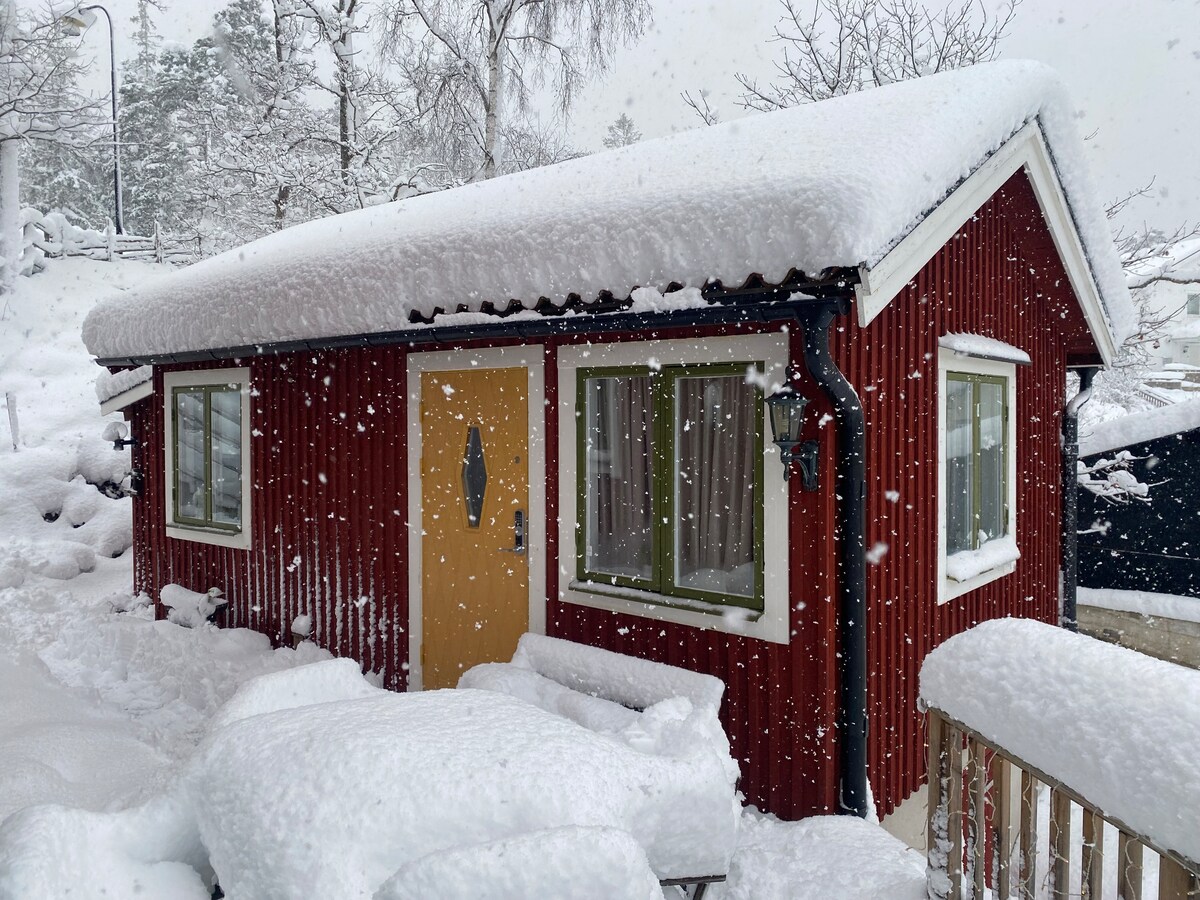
[558, 333, 790, 644]
[937, 347, 1018, 604]
[163, 367, 252, 550]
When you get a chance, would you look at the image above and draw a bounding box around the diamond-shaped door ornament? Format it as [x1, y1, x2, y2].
[462, 426, 487, 527]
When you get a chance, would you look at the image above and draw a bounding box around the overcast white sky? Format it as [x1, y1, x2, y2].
[62, 0, 1200, 232]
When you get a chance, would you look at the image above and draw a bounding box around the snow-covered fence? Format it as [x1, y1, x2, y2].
[19, 209, 193, 272]
[920, 619, 1200, 900]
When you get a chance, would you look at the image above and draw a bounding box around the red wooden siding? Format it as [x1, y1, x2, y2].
[127, 169, 1093, 821]
[131, 350, 411, 689]
[546, 172, 1092, 818]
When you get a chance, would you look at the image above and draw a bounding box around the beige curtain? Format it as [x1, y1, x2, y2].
[674, 375, 755, 595]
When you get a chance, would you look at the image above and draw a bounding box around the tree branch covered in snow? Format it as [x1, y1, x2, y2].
[1076, 451, 1157, 506]
[378, 0, 650, 180]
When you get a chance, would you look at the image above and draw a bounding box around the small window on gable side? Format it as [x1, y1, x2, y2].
[577, 363, 764, 612]
[164, 369, 251, 549]
[1188, 294, 1200, 316]
[938, 347, 1019, 603]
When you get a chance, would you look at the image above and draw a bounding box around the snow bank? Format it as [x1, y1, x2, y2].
[1079, 587, 1200, 625]
[0, 667, 738, 898]
[185, 688, 736, 896]
[920, 618, 1200, 863]
[159, 583, 226, 627]
[82, 60, 1133, 361]
[711, 813, 925, 900]
[1080, 397, 1200, 456]
[0, 794, 212, 900]
[373, 827, 665, 900]
[209, 657, 378, 731]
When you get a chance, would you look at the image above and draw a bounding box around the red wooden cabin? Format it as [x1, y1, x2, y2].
[85, 61, 1133, 832]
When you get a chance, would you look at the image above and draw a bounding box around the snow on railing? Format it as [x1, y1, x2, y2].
[19, 208, 194, 273]
[920, 619, 1200, 900]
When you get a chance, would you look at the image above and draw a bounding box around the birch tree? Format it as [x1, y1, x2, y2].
[380, 0, 651, 180]
[0, 0, 103, 290]
[735, 0, 1016, 111]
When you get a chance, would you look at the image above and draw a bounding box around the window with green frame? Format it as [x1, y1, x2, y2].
[172, 383, 244, 531]
[944, 371, 1008, 556]
[576, 363, 764, 611]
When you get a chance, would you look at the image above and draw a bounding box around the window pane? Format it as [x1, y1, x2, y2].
[945, 377, 974, 554]
[674, 375, 756, 598]
[583, 376, 653, 581]
[977, 380, 1006, 542]
[210, 388, 242, 527]
[176, 390, 207, 521]
[1188, 294, 1200, 316]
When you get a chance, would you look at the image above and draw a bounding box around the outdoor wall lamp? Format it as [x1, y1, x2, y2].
[103, 421, 138, 451]
[765, 368, 820, 491]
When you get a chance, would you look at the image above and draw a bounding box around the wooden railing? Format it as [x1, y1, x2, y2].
[927, 707, 1200, 900]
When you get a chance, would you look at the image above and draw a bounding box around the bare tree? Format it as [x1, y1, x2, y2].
[735, 0, 1016, 111]
[380, 0, 651, 180]
[0, 0, 104, 290]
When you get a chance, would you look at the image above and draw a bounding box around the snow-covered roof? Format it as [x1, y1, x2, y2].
[1080, 397, 1200, 457]
[82, 60, 1134, 363]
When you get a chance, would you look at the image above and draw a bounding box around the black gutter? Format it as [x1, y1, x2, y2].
[796, 296, 869, 819]
[1061, 366, 1098, 632]
[95, 290, 827, 368]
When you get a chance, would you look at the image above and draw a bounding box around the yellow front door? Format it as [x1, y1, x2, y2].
[420, 367, 529, 689]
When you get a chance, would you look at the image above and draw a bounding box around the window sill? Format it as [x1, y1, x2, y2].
[166, 523, 250, 550]
[563, 579, 788, 644]
[941, 560, 1016, 604]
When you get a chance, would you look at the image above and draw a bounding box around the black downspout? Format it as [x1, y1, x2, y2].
[1062, 367, 1098, 632]
[799, 299, 869, 818]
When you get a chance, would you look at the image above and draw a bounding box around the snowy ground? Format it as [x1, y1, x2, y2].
[0, 259, 926, 898]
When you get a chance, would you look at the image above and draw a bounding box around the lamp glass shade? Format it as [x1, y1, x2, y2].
[765, 386, 810, 444]
[60, 8, 97, 36]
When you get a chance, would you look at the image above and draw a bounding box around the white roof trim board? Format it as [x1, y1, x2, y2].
[860, 124, 1118, 364]
[82, 60, 1135, 364]
[99, 379, 154, 416]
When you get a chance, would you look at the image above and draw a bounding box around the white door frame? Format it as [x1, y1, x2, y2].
[405, 345, 547, 692]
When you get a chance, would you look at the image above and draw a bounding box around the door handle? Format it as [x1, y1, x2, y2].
[498, 509, 526, 554]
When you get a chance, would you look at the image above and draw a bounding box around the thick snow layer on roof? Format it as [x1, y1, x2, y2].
[920, 618, 1200, 864]
[83, 60, 1133, 361]
[1079, 397, 1200, 456]
[94, 364, 152, 403]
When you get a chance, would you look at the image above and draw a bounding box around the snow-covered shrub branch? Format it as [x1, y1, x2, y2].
[1077, 451, 1156, 505]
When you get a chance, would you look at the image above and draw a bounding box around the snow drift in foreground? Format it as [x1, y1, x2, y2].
[920, 618, 1200, 864]
[0, 658, 739, 899]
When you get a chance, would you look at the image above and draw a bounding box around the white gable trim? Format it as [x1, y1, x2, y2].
[855, 122, 1117, 366]
[99, 379, 154, 416]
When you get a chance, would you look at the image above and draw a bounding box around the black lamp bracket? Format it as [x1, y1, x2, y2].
[787, 440, 820, 492]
